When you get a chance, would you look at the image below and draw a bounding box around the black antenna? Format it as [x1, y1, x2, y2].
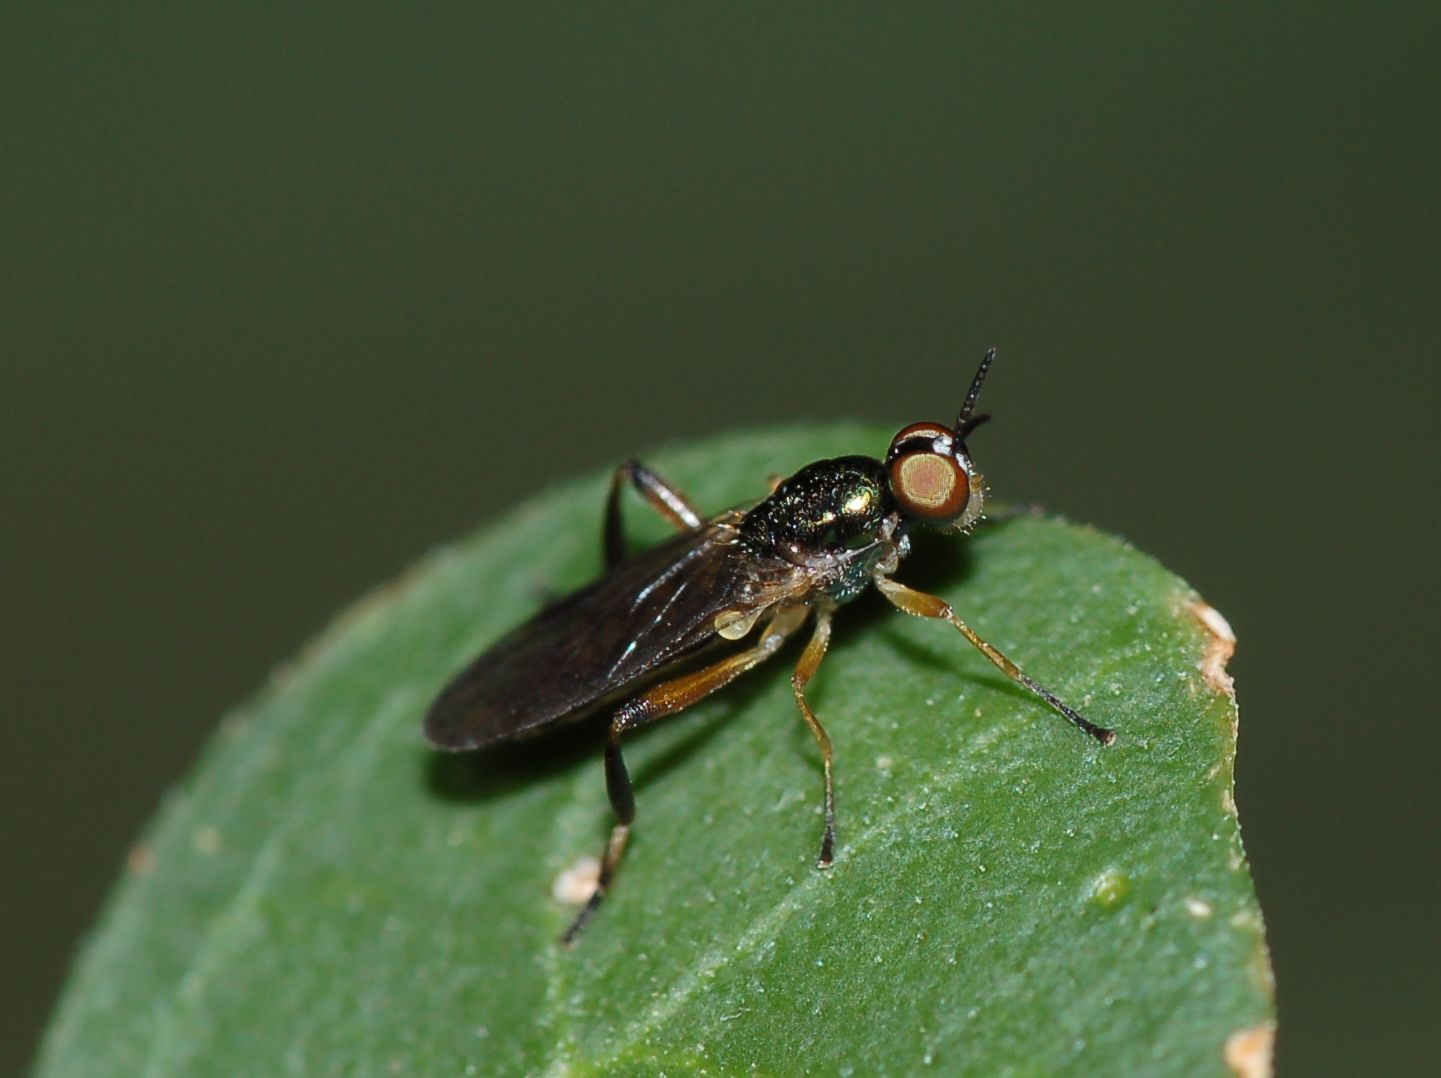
[956, 347, 996, 439]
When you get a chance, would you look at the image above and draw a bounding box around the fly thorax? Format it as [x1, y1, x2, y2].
[820, 542, 888, 603]
[741, 456, 893, 548]
[739, 456, 898, 605]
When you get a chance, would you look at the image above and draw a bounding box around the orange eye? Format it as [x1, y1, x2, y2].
[889, 450, 970, 521]
[886, 421, 952, 460]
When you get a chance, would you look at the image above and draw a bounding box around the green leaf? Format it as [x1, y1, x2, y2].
[37, 424, 1274, 1077]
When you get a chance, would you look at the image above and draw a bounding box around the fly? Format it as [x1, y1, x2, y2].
[424, 349, 1115, 943]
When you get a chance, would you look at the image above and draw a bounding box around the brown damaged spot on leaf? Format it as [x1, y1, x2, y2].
[1187, 597, 1237, 697]
[125, 843, 156, 876]
[1223, 1020, 1275, 1078]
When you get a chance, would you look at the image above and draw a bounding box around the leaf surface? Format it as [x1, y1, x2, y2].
[37, 424, 1274, 1077]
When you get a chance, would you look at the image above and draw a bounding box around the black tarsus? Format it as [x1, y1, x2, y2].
[1013, 669, 1117, 746]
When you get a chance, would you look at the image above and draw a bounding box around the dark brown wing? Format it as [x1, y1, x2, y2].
[424, 522, 803, 750]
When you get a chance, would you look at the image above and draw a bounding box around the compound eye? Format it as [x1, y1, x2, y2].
[889, 449, 970, 522]
[886, 421, 952, 462]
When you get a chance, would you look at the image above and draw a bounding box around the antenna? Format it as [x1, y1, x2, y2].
[956, 347, 996, 440]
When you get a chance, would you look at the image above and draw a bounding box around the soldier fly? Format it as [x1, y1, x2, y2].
[424, 350, 1114, 943]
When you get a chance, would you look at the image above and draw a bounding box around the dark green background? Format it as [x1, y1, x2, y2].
[4, 5, 1435, 1074]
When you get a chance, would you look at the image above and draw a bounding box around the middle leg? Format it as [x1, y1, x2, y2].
[791, 605, 838, 866]
[562, 604, 810, 943]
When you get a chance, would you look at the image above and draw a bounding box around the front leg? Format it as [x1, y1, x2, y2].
[605, 459, 705, 567]
[874, 574, 1115, 745]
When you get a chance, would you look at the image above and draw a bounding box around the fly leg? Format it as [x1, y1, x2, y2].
[791, 606, 838, 866]
[873, 575, 1115, 746]
[606, 459, 704, 567]
[562, 605, 809, 944]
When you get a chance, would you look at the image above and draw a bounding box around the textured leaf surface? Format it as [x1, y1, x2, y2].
[37, 424, 1273, 1076]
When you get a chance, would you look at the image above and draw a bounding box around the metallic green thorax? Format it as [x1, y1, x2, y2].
[738, 456, 898, 603]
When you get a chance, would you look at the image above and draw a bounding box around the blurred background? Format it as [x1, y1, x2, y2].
[3, 4, 1436, 1073]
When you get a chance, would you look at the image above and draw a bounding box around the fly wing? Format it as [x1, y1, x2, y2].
[424, 523, 802, 750]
